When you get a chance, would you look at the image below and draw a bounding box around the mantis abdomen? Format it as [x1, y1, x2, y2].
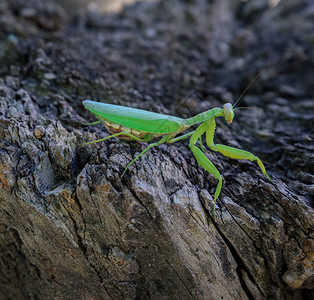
[100, 117, 163, 141]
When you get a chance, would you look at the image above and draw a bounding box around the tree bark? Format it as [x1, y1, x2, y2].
[0, 0, 313, 299]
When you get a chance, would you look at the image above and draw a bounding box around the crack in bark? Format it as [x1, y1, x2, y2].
[66, 188, 115, 300]
[211, 218, 265, 299]
[126, 182, 197, 299]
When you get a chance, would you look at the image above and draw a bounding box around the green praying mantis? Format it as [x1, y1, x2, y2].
[81, 94, 271, 216]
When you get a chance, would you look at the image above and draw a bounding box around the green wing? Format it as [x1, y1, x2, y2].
[83, 100, 184, 134]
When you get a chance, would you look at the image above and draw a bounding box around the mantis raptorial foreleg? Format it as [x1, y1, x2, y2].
[211, 144, 270, 180]
[189, 120, 223, 216]
[199, 136, 205, 152]
[205, 118, 271, 180]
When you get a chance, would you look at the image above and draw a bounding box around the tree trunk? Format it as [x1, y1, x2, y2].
[0, 0, 313, 299]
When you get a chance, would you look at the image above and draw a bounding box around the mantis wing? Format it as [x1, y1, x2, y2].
[83, 100, 184, 134]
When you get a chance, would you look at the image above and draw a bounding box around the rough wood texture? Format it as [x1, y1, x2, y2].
[0, 0, 313, 299]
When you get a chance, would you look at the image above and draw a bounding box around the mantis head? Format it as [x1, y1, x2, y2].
[223, 103, 234, 124]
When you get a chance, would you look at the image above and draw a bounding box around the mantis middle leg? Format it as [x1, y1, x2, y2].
[205, 118, 270, 180]
[168, 131, 205, 151]
[121, 135, 170, 177]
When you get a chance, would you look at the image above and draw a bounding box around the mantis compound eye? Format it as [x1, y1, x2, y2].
[223, 103, 234, 124]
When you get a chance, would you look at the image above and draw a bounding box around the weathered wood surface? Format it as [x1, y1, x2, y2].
[0, 0, 313, 299]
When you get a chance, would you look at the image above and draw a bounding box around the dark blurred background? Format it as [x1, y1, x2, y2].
[55, 0, 148, 13]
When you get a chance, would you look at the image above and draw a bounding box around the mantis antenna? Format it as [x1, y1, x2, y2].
[233, 69, 265, 108]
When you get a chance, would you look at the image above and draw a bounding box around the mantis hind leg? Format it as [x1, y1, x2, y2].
[80, 131, 146, 145]
[82, 120, 102, 126]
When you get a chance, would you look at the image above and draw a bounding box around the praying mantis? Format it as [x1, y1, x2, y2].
[81, 97, 271, 216]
